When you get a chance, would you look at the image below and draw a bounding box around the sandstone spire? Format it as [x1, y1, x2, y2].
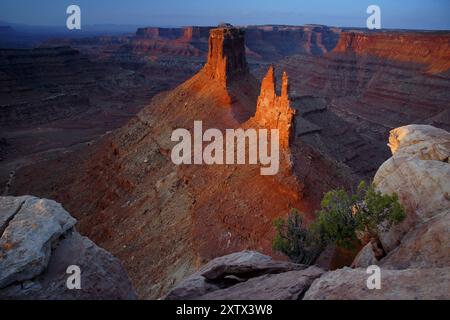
[260, 65, 276, 100]
[281, 71, 289, 98]
[202, 26, 248, 86]
[253, 66, 296, 149]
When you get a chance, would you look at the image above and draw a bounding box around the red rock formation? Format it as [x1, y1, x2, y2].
[333, 31, 450, 73]
[202, 27, 248, 86]
[253, 66, 295, 148]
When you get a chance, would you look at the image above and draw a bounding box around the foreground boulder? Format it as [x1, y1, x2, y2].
[304, 267, 450, 300]
[199, 267, 324, 300]
[374, 124, 450, 252]
[379, 212, 449, 269]
[0, 196, 137, 300]
[165, 250, 323, 300]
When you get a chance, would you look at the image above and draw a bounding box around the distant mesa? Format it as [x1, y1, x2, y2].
[132, 24, 342, 59]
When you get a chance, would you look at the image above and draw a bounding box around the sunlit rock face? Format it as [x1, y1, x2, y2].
[261, 30, 450, 180]
[253, 66, 295, 149]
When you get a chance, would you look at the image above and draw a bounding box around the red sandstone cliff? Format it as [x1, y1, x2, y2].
[333, 31, 450, 73]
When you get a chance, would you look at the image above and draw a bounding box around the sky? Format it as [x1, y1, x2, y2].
[0, 0, 449, 30]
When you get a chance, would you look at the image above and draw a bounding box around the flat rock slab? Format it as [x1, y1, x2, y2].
[0, 196, 137, 299]
[166, 250, 308, 300]
[200, 250, 307, 281]
[199, 266, 324, 300]
[304, 267, 450, 300]
[0, 196, 76, 288]
[0, 231, 137, 300]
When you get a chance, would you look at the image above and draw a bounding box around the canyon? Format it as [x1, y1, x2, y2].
[0, 23, 449, 299]
[45, 24, 340, 62]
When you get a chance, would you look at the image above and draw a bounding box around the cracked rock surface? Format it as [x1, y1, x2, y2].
[0, 196, 137, 299]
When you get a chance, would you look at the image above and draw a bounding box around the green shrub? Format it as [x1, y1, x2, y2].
[312, 181, 405, 249]
[273, 181, 406, 263]
[312, 188, 358, 249]
[272, 209, 323, 265]
[353, 181, 405, 237]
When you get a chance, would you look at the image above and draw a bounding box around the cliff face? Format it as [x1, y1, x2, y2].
[0, 44, 195, 189]
[136, 27, 184, 40]
[182, 26, 212, 42]
[333, 31, 450, 74]
[136, 26, 212, 41]
[245, 25, 341, 59]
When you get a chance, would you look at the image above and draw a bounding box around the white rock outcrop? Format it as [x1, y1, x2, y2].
[374, 125, 450, 252]
[165, 250, 318, 300]
[304, 267, 450, 300]
[0, 196, 137, 299]
[0, 197, 76, 288]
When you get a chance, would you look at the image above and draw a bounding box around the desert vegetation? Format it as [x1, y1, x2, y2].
[273, 181, 405, 265]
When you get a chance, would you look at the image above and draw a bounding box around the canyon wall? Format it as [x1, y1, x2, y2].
[334, 31, 450, 73]
[47, 25, 341, 62]
[262, 30, 450, 178]
[0, 44, 201, 191]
